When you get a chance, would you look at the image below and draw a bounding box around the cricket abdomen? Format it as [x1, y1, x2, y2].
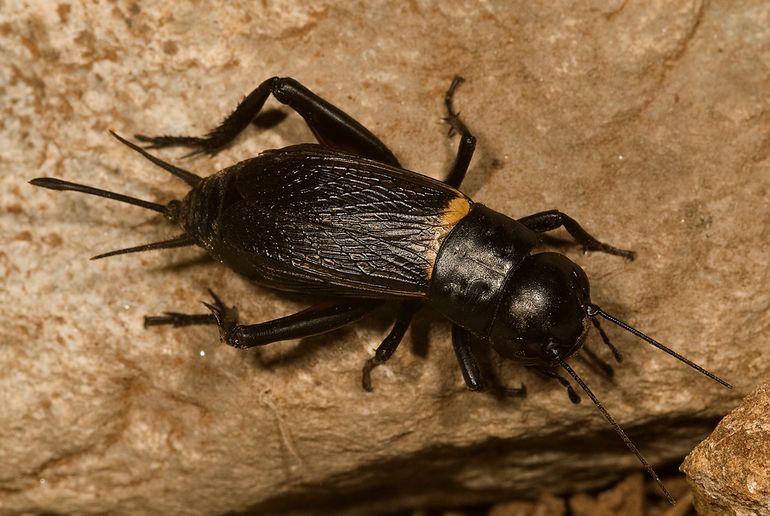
[180, 144, 473, 298]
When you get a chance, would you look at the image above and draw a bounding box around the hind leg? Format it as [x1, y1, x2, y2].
[145, 290, 381, 349]
[136, 77, 400, 165]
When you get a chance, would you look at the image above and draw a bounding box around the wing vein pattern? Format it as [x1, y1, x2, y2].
[215, 144, 471, 298]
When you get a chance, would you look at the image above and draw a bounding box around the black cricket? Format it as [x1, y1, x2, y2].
[31, 76, 731, 503]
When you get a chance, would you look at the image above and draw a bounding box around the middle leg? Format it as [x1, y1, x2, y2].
[442, 76, 477, 189]
[361, 300, 421, 391]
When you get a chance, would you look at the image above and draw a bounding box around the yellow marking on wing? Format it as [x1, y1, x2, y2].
[424, 195, 473, 280]
[441, 196, 472, 227]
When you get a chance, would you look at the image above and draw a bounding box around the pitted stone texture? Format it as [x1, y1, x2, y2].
[682, 381, 770, 515]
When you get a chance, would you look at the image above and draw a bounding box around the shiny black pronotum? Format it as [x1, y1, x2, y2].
[31, 76, 732, 503]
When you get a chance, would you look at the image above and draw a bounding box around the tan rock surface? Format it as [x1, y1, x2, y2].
[2, 1, 769, 514]
[682, 381, 770, 515]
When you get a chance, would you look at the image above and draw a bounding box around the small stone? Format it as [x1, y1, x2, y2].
[682, 381, 770, 515]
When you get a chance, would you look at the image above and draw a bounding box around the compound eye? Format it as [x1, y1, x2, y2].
[570, 270, 583, 291]
[569, 266, 591, 301]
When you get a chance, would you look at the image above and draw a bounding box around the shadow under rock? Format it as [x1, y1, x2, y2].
[225, 413, 723, 516]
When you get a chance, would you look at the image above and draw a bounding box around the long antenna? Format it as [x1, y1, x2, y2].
[29, 178, 166, 214]
[554, 353, 676, 505]
[91, 234, 195, 260]
[586, 304, 733, 389]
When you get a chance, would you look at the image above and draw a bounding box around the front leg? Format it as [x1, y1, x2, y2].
[517, 209, 635, 260]
[451, 325, 486, 391]
[451, 326, 527, 397]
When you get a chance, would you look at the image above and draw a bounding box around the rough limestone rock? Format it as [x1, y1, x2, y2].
[2, 1, 769, 514]
[682, 381, 770, 515]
